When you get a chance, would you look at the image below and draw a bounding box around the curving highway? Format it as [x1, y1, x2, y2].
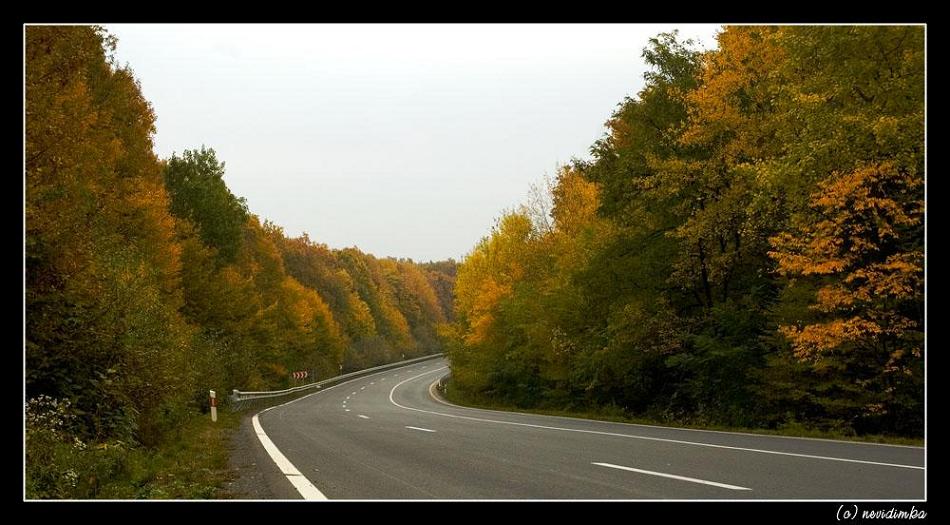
[246, 357, 925, 500]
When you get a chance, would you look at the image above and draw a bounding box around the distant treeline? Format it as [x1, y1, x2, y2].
[26, 26, 454, 496]
[446, 26, 923, 438]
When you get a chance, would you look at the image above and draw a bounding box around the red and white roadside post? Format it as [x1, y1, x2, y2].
[210, 390, 217, 422]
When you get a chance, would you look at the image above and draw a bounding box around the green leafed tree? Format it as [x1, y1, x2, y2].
[163, 147, 249, 264]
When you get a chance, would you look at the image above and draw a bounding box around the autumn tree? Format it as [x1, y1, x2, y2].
[419, 260, 458, 322]
[448, 26, 924, 436]
[26, 25, 194, 447]
[767, 26, 924, 434]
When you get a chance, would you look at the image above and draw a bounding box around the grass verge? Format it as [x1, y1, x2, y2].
[95, 409, 241, 499]
[26, 409, 242, 499]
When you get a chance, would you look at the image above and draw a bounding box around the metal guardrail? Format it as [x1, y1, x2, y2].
[229, 353, 444, 411]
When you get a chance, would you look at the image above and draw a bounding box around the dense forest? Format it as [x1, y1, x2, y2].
[25, 24, 924, 499]
[25, 26, 454, 497]
[446, 26, 924, 438]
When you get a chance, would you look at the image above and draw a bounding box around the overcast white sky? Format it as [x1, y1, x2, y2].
[105, 24, 721, 262]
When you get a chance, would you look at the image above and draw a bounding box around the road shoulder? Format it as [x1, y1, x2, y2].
[219, 413, 302, 500]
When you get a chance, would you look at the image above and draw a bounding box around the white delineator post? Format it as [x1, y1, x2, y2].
[210, 390, 217, 422]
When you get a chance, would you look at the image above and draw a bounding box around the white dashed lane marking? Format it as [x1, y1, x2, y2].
[592, 462, 751, 491]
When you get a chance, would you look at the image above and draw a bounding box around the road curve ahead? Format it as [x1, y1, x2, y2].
[253, 358, 924, 500]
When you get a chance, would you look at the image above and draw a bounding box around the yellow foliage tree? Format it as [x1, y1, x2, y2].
[770, 161, 923, 365]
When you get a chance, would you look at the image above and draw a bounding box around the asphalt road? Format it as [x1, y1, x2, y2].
[251, 357, 925, 500]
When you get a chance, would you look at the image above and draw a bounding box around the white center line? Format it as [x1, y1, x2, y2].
[361, 386, 366, 390]
[358, 414, 370, 419]
[592, 462, 751, 491]
[405, 426, 436, 433]
[352, 392, 357, 395]
[370, 382, 375, 385]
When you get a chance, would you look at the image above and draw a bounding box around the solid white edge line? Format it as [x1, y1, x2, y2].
[426, 373, 920, 450]
[389, 368, 923, 471]
[593, 462, 751, 491]
[405, 426, 436, 433]
[252, 414, 327, 500]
